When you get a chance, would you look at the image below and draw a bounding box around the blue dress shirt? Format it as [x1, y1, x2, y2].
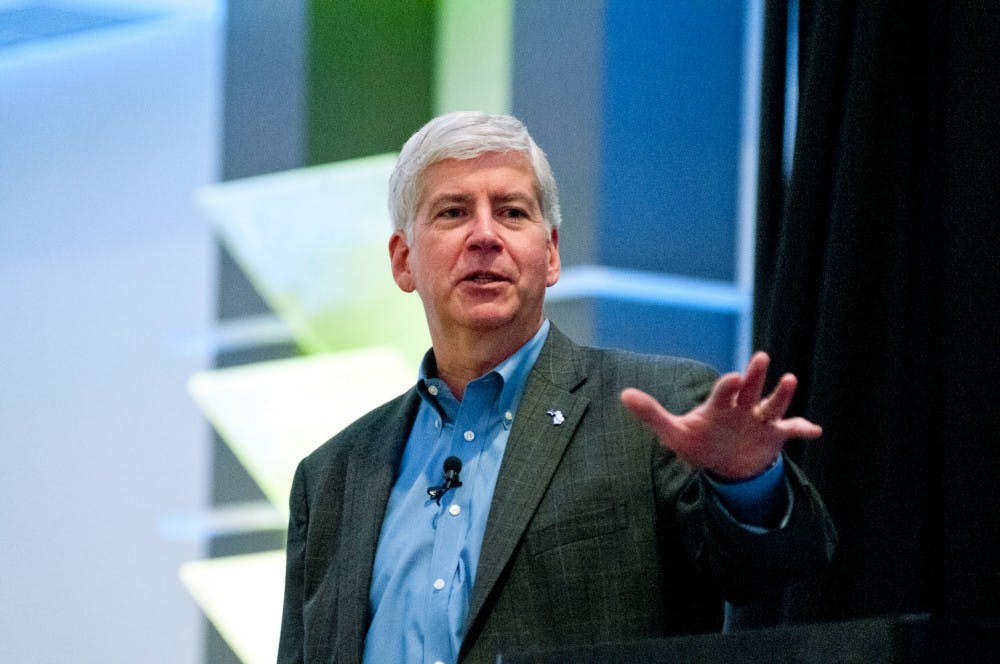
[364, 321, 550, 664]
[364, 320, 789, 663]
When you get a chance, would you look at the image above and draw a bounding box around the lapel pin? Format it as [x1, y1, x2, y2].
[546, 409, 565, 425]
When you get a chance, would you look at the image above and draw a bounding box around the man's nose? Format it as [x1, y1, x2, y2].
[467, 207, 502, 251]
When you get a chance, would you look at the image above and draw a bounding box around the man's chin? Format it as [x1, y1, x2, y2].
[443, 297, 544, 338]
[456, 306, 530, 334]
[460, 313, 517, 332]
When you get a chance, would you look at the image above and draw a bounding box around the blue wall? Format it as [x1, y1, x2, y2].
[514, 1, 750, 371]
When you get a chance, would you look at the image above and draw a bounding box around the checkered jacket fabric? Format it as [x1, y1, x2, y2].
[277, 325, 836, 663]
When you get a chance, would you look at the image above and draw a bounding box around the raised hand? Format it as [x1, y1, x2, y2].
[620, 352, 821, 480]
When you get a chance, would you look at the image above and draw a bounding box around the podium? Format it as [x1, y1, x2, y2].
[500, 614, 999, 663]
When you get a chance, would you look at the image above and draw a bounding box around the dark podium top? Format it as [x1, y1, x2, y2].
[499, 614, 998, 663]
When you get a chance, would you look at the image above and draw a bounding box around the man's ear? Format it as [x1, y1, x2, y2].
[389, 231, 416, 292]
[546, 227, 561, 287]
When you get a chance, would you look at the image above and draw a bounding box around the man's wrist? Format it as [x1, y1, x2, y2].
[704, 454, 788, 528]
[705, 454, 782, 485]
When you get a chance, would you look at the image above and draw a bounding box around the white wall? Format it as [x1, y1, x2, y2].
[0, 2, 222, 662]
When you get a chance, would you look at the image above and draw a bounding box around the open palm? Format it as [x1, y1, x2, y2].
[620, 352, 822, 480]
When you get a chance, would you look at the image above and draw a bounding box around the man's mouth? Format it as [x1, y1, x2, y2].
[464, 271, 506, 284]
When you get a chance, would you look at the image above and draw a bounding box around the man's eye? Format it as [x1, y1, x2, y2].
[438, 208, 464, 219]
[502, 208, 527, 219]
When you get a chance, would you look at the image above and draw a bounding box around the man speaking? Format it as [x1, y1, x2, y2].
[277, 112, 836, 663]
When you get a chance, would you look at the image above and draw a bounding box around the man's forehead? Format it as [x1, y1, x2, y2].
[417, 152, 540, 205]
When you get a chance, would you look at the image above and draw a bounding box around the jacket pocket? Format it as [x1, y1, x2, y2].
[525, 500, 629, 555]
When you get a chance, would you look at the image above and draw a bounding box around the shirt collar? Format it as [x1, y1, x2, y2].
[416, 319, 550, 423]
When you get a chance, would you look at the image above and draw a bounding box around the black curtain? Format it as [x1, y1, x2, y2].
[752, 0, 999, 626]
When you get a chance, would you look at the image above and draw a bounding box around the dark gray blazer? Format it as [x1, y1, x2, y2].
[277, 325, 836, 663]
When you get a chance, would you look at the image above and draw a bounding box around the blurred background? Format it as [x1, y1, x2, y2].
[2, 1, 996, 663]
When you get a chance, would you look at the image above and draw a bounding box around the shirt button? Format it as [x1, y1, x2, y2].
[433, 578, 445, 590]
[464, 430, 475, 441]
[449, 504, 461, 516]
[428, 385, 439, 396]
[504, 410, 513, 421]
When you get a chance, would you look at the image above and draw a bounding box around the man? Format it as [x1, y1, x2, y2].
[278, 112, 836, 663]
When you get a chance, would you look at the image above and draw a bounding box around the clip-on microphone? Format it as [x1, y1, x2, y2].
[427, 456, 463, 504]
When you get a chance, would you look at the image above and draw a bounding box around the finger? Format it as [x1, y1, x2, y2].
[774, 416, 823, 440]
[737, 351, 770, 409]
[707, 372, 743, 408]
[759, 373, 798, 421]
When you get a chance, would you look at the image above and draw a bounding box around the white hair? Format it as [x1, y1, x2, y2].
[388, 111, 562, 236]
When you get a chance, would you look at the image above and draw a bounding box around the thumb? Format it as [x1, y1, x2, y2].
[620, 388, 680, 436]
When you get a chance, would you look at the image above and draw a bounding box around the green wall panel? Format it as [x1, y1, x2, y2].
[307, 0, 436, 164]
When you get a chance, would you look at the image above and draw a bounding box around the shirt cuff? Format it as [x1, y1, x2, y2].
[704, 455, 791, 532]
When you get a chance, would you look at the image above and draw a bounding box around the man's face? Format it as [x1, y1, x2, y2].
[389, 151, 560, 344]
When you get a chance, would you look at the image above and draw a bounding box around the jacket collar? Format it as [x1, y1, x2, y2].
[338, 325, 590, 660]
[464, 324, 590, 646]
[335, 388, 421, 660]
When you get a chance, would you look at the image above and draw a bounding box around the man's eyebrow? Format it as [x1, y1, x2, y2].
[423, 191, 538, 209]
[424, 193, 473, 209]
[491, 192, 537, 205]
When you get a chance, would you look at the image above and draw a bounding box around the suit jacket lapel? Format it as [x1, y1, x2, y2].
[333, 389, 420, 660]
[466, 326, 590, 632]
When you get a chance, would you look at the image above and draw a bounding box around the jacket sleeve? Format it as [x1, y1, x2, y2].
[276, 461, 308, 664]
[648, 359, 837, 604]
[670, 454, 837, 603]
